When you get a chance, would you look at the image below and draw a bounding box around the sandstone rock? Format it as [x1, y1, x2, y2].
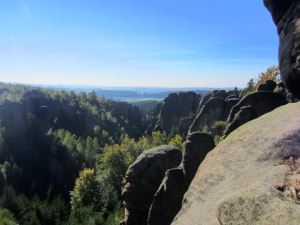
[181, 132, 215, 181]
[222, 98, 240, 121]
[223, 106, 257, 137]
[264, 0, 300, 99]
[153, 92, 200, 136]
[147, 168, 186, 225]
[212, 90, 227, 99]
[121, 145, 182, 225]
[196, 93, 213, 113]
[178, 116, 195, 136]
[148, 133, 215, 225]
[256, 80, 277, 92]
[171, 102, 300, 225]
[189, 98, 225, 133]
[228, 92, 287, 124]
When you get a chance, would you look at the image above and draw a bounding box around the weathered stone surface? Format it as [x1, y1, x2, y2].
[223, 106, 257, 137]
[178, 116, 195, 137]
[148, 133, 215, 225]
[154, 92, 200, 136]
[263, 0, 295, 24]
[147, 168, 186, 225]
[257, 80, 277, 92]
[121, 145, 182, 225]
[227, 92, 287, 124]
[181, 132, 215, 181]
[222, 98, 240, 121]
[189, 98, 225, 133]
[171, 102, 300, 225]
[264, 0, 300, 99]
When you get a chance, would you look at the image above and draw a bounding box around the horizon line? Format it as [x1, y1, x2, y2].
[1, 81, 244, 90]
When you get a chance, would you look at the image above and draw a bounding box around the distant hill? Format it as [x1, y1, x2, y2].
[40, 85, 226, 102]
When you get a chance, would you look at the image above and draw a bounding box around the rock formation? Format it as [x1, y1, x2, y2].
[264, 0, 300, 99]
[223, 92, 287, 137]
[223, 106, 257, 137]
[189, 98, 225, 133]
[151, 92, 201, 136]
[121, 145, 182, 225]
[189, 91, 240, 134]
[171, 102, 300, 225]
[147, 132, 215, 225]
[256, 80, 277, 92]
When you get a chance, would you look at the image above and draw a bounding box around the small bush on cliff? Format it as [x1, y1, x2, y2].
[169, 134, 184, 149]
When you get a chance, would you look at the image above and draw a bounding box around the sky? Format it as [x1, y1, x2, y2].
[0, 0, 278, 88]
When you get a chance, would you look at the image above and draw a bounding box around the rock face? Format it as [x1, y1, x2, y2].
[147, 133, 215, 225]
[171, 102, 300, 225]
[264, 0, 300, 99]
[153, 92, 201, 136]
[121, 145, 182, 225]
[189, 91, 240, 134]
[224, 92, 287, 137]
[190, 98, 225, 133]
[178, 116, 195, 137]
[257, 80, 277, 92]
[223, 106, 257, 137]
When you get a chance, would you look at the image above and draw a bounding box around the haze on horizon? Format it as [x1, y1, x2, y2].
[0, 0, 278, 88]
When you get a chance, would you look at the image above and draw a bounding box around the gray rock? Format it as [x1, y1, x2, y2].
[256, 80, 277, 92]
[178, 116, 195, 136]
[147, 133, 215, 225]
[222, 98, 240, 121]
[264, 0, 300, 99]
[223, 106, 257, 137]
[171, 102, 300, 225]
[158, 92, 200, 136]
[189, 97, 225, 133]
[121, 145, 182, 225]
[228, 92, 287, 125]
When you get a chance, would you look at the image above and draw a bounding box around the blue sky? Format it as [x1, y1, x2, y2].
[0, 0, 278, 88]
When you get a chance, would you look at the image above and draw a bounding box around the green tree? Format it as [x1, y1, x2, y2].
[0, 208, 19, 225]
[70, 169, 101, 211]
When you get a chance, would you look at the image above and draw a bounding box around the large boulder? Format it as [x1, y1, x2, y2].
[264, 0, 300, 99]
[171, 102, 300, 225]
[189, 98, 226, 133]
[221, 98, 240, 121]
[148, 133, 215, 225]
[121, 145, 182, 225]
[256, 80, 277, 92]
[223, 106, 257, 137]
[227, 92, 287, 125]
[155, 92, 200, 136]
[190, 91, 240, 134]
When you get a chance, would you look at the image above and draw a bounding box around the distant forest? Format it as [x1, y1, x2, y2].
[0, 83, 183, 225]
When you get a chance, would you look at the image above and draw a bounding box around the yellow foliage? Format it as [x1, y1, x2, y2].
[169, 134, 183, 149]
[256, 66, 280, 87]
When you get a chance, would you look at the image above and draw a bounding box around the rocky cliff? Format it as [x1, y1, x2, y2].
[264, 0, 300, 99]
[121, 2, 300, 225]
[149, 92, 201, 136]
[171, 102, 300, 225]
